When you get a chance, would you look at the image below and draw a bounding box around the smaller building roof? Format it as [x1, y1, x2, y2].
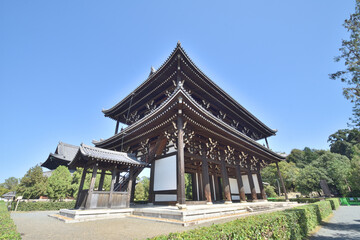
[41, 142, 79, 170]
[69, 144, 146, 169]
[2, 191, 16, 198]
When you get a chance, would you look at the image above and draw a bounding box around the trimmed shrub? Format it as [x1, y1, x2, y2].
[0, 201, 21, 240]
[326, 198, 340, 210]
[267, 198, 321, 203]
[151, 201, 334, 240]
[11, 201, 75, 211]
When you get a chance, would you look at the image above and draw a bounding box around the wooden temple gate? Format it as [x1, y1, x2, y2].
[42, 42, 288, 209]
[95, 42, 288, 207]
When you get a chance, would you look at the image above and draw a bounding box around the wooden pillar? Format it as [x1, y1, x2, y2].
[196, 172, 201, 201]
[221, 160, 232, 203]
[256, 163, 267, 200]
[75, 167, 87, 208]
[276, 162, 288, 201]
[198, 172, 203, 200]
[130, 177, 136, 202]
[98, 169, 106, 191]
[191, 173, 197, 201]
[108, 167, 117, 208]
[235, 165, 246, 202]
[148, 161, 155, 203]
[115, 119, 120, 134]
[214, 175, 221, 201]
[202, 156, 212, 203]
[126, 167, 134, 208]
[85, 164, 98, 209]
[247, 170, 258, 201]
[177, 113, 186, 205]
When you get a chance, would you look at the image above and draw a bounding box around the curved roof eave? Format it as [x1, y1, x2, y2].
[102, 44, 181, 118]
[96, 86, 284, 161]
[177, 46, 277, 136]
[102, 43, 276, 137]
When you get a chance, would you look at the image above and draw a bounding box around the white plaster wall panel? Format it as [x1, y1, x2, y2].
[242, 175, 251, 194]
[155, 194, 177, 202]
[154, 155, 177, 191]
[232, 195, 240, 201]
[229, 178, 239, 194]
[252, 174, 261, 193]
[167, 146, 176, 153]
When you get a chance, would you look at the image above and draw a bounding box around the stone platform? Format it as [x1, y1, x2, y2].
[51, 201, 299, 226]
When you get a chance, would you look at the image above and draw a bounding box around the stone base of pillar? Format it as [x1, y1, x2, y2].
[224, 201, 232, 204]
[176, 203, 187, 210]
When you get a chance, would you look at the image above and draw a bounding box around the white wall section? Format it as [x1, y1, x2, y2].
[229, 178, 239, 194]
[154, 155, 177, 191]
[252, 174, 261, 193]
[242, 175, 251, 194]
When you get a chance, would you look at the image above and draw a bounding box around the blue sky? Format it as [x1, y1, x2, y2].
[0, 1, 355, 183]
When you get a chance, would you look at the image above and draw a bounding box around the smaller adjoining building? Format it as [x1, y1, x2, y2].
[1, 191, 16, 201]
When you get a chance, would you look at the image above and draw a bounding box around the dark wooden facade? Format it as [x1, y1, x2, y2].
[94, 42, 287, 206]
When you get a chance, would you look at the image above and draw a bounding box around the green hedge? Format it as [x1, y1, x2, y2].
[326, 198, 340, 210]
[11, 201, 75, 211]
[267, 198, 321, 203]
[151, 201, 333, 240]
[0, 201, 21, 240]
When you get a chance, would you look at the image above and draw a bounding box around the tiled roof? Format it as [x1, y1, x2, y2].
[79, 144, 146, 166]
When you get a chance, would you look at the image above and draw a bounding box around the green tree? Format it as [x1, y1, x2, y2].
[69, 168, 82, 198]
[0, 187, 10, 196]
[296, 165, 331, 195]
[47, 166, 72, 201]
[134, 176, 149, 201]
[330, 1, 360, 126]
[349, 145, 360, 195]
[328, 129, 360, 158]
[261, 161, 300, 193]
[1, 177, 19, 191]
[16, 165, 47, 199]
[185, 173, 193, 200]
[264, 185, 277, 198]
[311, 152, 351, 195]
[287, 147, 323, 168]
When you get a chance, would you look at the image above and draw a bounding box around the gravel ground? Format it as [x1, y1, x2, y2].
[310, 206, 360, 240]
[11, 210, 253, 240]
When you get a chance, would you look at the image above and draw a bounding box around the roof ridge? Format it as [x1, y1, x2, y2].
[102, 42, 182, 116]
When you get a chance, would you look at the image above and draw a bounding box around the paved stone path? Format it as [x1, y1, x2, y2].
[310, 206, 360, 240]
[12, 210, 252, 240]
